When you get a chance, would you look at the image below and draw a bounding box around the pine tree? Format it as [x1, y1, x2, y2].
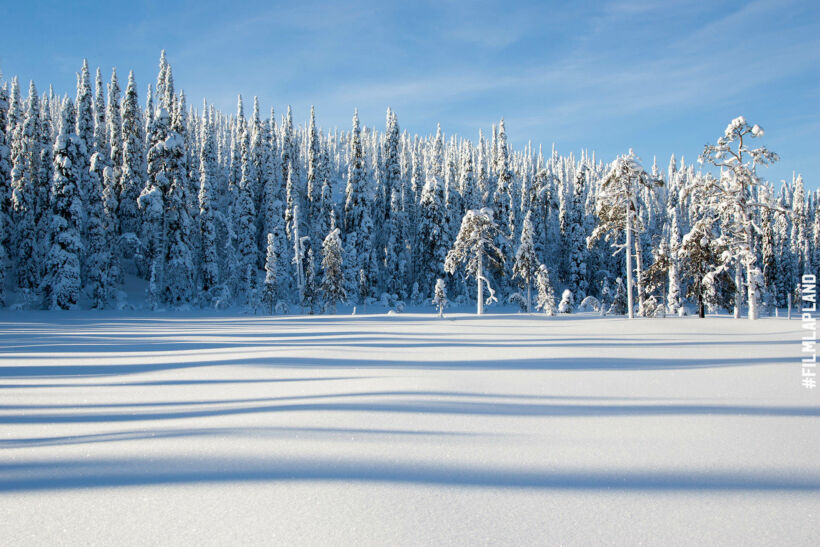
[42, 98, 83, 309]
[513, 210, 539, 312]
[321, 214, 345, 313]
[588, 150, 661, 318]
[693, 116, 779, 320]
[677, 216, 729, 317]
[444, 208, 503, 315]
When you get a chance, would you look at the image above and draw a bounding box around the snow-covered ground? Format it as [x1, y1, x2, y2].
[1, 311, 818, 545]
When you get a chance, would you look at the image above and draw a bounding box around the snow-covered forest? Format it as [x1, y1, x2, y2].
[0, 52, 815, 318]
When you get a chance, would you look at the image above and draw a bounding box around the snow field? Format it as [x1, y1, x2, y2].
[0, 312, 818, 545]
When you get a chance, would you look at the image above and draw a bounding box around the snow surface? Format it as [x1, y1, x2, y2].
[1, 311, 818, 545]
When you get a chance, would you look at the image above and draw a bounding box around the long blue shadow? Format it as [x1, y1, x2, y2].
[0, 457, 817, 492]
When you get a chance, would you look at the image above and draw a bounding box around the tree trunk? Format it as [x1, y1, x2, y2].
[527, 277, 532, 313]
[477, 250, 484, 315]
[697, 277, 705, 318]
[744, 222, 759, 320]
[734, 262, 742, 319]
[746, 264, 759, 320]
[625, 209, 634, 319]
[635, 235, 644, 316]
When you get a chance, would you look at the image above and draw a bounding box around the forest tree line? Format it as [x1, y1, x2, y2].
[0, 52, 815, 318]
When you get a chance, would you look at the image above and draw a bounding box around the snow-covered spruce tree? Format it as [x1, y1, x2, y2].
[693, 116, 779, 320]
[492, 119, 514, 291]
[459, 140, 478, 211]
[280, 105, 299, 199]
[588, 150, 661, 318]
[11, 81, 43, 293]
[512, 209, 539, 312]
[643, 240, 671, 312]
[93, 68, 108, 158]
[382, 186, 405, 297]
[321, 214, 345, 314]
[609, 277, 628, 315]
[302, 247, 318, 314]
[0, 81, 13, 292]
[119, 70, 145, 244]
[791, 174, 808, 275]
[198, 109, 220, 303]
[760, 197, 777, 309]
[558, 289, 574, 313]
[291, 204, 311, 309]
[433, 278, 447, 317]
[568, 166, 589, 298]
[666, 204, 683, 314]
[416, 162, 448, 299]
[534, 264, 556, 316]
[306, 105, 321, 240]
[262, 232, 277, 314]
[106, 68, 122, 182]
[36, 94, 54, 265]
[773, 201, 794, 308]
[85, 151, 117, 308]
[42, 98, 83, 310]
[7, 77, 21, 135]
[0, 214, 6, 306]
[343, 110, 373, 300]
[159, 61, 195, 307]
[235, 102, 258, 307]
[251, 100, 275, 257]
[382, 108, 401, 223]
[75, 60, 94, 209]
[138, 143, 165, 307]
[316, 138, 334, 251]
[444, 208, 503, 315]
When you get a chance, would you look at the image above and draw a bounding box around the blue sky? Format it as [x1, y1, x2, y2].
[2, 0, 818, 186]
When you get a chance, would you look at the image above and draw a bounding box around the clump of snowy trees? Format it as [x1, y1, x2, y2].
[0, 56, 815, 318]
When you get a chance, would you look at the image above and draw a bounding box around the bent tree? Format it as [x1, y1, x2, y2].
[445, 208, 503, 315]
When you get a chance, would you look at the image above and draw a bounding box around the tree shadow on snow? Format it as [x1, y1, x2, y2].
[0, 456, 817, 493]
